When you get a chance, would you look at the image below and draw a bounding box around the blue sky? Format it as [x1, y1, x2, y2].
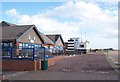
[2, 2, 64, 15]
[1, 1, 118, 49]
[2, 2, 64, 22]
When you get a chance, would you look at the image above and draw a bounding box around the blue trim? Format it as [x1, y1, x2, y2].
[33, 48, 35, 60]
[45, 56, 54, 58]
[44, 47, 46, 58]
[2, 57, 33, 60]
[10, 48, 12, 59]
[2, 43, 4, 52]
[2, 47, 49, 60]
[2, 56, 54, 60]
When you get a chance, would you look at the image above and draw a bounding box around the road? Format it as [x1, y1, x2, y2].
[6, 54, 118, 80]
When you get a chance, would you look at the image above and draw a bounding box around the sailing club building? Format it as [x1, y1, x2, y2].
[65, 37, 89, 55]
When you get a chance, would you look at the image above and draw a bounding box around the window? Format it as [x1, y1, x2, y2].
[4, 43, 9, 47]
[28, 43, 34, 48]
[19, 47, 22, 50]
[23, 43, 28, 48]
[44, 46, 48, 48]
[34, 36, 36, 40]
[19, 43, 22, 47]
[0, 43, 3, 46]
[29, 44, 31, 48]
[10, 43, 12, 46]
[29, 35, 31, 40]
[29, 35, 36, 40]
[19, 43, 23, 50]
[60, 46, 63, 50]
[35, 44, 37, 48]
[50, 48, 52, 52]
[75, 39, 78, 41]
[31, 46, 34, 48]
[50, 46, 53, 48]
[22, 43, 25, 48]
[48, 46, 50, 49]
[25, 43, 28, 47]
[2, 43, 13, 52]
[29, 46, 31, 48]
[38, 44, 41, 47]
[80, 45, 84, 48]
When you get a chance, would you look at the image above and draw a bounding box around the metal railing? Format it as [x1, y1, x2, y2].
[2, 47, 53, 60]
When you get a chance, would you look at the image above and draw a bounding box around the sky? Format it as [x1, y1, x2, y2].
[1, 1, 118, 49]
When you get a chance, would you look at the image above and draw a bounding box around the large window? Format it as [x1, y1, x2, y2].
[25, 43, 29, 47]
[19, 42, 41, 49]
[29, 44, 34, 48]
[80, 45, 84, 48]
[2, 42, 12, 50]
[44, 46, 48, 49]
[2, 42, 12, 56]
[29, 35, 36, 41]
[19, 43, 23, 50]
[4, 43, 9, 47]
[10, 43, 12, 46]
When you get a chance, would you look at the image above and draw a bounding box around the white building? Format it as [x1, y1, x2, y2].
[66, 37, 89, 54]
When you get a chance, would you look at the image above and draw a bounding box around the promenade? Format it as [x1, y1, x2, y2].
[5, 53, 118, 80]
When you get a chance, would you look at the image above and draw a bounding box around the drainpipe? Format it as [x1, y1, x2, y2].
[16, 40, 19, 56]
[10, 48, 12, 59]
[44, 47, 46, 58]
[33, 48, 35, 60]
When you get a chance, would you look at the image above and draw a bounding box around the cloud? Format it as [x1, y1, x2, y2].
[5, 8, 20, 17]
[5, 8, 21, 21]
[4, 1, 118, 49]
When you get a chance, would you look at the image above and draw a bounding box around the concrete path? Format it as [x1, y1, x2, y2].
[7, 54, 118, 80]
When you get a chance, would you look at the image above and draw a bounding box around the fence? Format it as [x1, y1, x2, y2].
[2, 47, 53, 60]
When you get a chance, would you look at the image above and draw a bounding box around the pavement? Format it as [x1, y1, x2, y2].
[3, 54, 119, 80]
[104, 51, 120, 75]
[108, 53, 119, 65]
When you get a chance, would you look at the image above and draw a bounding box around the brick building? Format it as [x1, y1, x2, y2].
[1, 21, 55, 71]
[1, 21, 44, 58]
[47, 34, 65, 55]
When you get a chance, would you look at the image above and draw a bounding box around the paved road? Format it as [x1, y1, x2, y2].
[7, 54, 118, 80]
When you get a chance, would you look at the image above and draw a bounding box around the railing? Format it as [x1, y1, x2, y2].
[2, 47, 53, 60]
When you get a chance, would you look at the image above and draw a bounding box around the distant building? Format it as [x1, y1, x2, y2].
[47, 34, 65, 55]
[65, 37, 89, 55]
[39, 32, 54, 56]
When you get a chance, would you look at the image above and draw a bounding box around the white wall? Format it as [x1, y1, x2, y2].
[74, 42, 87, 49]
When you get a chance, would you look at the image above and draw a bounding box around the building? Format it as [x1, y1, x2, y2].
[1, 21, 44, 58]
[39, 32, 54, 56]
[1, 21, 67, 71]
[47, 34, 65, 55]
[1, 21, 43, 71]
[65, 37, 89, 55]
[1, 21, 55, 71]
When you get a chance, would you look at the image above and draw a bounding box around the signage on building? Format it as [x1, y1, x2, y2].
[30, 40, 35, 43]
[28, 35, 35, 43]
